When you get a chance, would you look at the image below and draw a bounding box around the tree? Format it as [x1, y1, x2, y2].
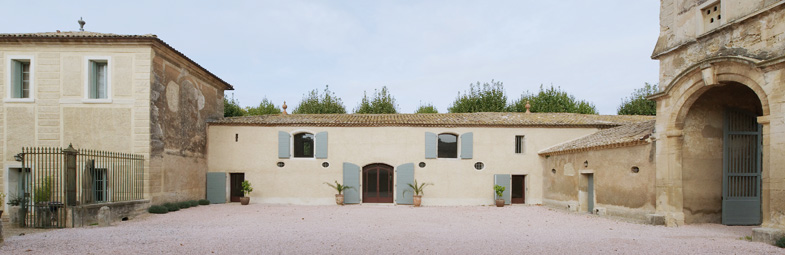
[354, 86, 398, 114]
[617, 82, 657, 115]
[447, 80, 508, 113]
[245, 98, 282, 115]
[508, 85, 598, 114]
[292, 85, 347, 114]
[415, 102, 438, 113]
[223, 94, 245, 117]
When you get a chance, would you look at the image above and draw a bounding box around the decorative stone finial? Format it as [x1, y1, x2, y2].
[78, 17, 86, 31]
[282, 101, 288, 115]
[525, 100, 531, 114]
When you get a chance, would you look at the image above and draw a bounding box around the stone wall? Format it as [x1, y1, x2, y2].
[149, 47, 225, 203]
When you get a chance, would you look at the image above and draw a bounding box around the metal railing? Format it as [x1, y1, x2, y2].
[15, 144, 144, 228]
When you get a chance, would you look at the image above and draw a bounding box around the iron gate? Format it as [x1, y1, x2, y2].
[722, 109, 762, 225]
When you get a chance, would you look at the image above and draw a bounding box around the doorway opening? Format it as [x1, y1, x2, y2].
[511, 175, 526, 204]
[229, 173, 245, 203]
[362, 164, 394, 203]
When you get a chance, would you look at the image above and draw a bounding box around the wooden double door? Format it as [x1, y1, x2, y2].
[362, 164, 394, 203]
[230, 173, 245, 202]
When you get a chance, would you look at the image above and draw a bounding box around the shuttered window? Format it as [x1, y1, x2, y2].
[515, 135, 525, 154]
[293, 133, 315, 158]
[437, 133, 458, 158]
[89, 60, 108, 99]
[7, 57, 34, 101]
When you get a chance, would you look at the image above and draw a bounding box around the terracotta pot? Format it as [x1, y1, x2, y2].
[335, 194, 345, 205]
[495, 199, 505, 207]
[413, 195, 422, 207]
[240, 197, 250, 205]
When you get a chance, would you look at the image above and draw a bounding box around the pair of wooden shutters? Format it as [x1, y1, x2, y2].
[278, 131, 328, 159]
[424, 132, 473, 159]
[341, 163, 415, 204]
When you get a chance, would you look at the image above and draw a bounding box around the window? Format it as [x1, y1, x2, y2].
[515, 135, 525, 154]
[92, 168, 108, 202]
[700, 1, 721, 33]
[6, 56, 34, 102]
[293, 133, 315, 158]
[84, 57, 111, 102]
[438, 133, 458, 158]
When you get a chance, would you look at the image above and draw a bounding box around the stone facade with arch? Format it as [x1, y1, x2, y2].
[651, 0, 785, 240]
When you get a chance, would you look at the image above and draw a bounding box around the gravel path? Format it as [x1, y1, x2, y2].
[1, 204, 781, 254]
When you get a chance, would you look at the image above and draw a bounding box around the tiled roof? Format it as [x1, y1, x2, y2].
[0, 31, 233, 90]
[539, 120, 656, 155]
[209, 112, 654, 128]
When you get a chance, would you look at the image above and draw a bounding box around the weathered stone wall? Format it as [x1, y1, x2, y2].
[543, 144, 657, 221]
[149, 48, 225, 203]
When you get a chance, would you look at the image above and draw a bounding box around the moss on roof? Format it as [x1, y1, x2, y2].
[209, 112, 654, 128]
[539, 120, 656, 155]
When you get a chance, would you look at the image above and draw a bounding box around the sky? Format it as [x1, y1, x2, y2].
[2, 0, 661, 115]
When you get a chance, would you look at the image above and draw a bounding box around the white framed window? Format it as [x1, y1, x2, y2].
[293, 132, 315, 158]
[437, 133, 459, 158]
[83, 56, 112, 103]
[5, 55, 35, 103]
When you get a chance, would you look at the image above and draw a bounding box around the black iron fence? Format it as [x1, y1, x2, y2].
[15, 144, 144, 228]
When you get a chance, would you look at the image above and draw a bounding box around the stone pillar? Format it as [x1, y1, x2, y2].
[98, 206, 111, 227]
[655, 128, 686, 227]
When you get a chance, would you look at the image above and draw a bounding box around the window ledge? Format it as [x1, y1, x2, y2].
[3, 98, 35, 103]
[82, 99, 113, 104]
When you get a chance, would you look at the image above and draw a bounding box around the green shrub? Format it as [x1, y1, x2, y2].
[178, 201, 191, 209]
[148, 205, 169, 214]
[163, 203, 179, 212]
[189, 200, 199, 207]
[198, 199, 210, 205]
[775, 236, 785, 248]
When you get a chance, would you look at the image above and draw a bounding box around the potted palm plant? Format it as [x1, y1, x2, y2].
[403, 179, 432, 207]
[494, 184, 505, 207]
[240, 180, 253, 205]
[324, 180, 354, 205]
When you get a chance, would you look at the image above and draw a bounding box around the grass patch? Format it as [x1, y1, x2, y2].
[148, 205, 169, 214]
[198, 199, 210, 205]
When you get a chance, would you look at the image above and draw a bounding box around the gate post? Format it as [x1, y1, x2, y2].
[63, 144, 78, 206]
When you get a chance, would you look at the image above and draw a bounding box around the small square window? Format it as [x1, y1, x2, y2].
[515, 135, 525, 154]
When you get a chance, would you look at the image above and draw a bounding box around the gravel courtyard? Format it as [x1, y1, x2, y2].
[1, 204, 781, 254]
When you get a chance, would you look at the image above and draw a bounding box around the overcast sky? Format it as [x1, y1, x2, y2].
[3, 0, 660, 114]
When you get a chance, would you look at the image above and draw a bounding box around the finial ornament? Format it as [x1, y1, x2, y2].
[78, 17, 86, 31]
[525, 100, 531, 113]
[282, 101, 288, 115]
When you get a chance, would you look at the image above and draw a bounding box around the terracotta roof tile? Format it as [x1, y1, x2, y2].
[209, 112, 654, 128]
[539, 120, 656, 155]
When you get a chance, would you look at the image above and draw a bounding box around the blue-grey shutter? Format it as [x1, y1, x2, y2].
[396, 163, 415, 205]
[11, 61, 21, 98]
[89, 61, 96, 99]
[461, 132, 473, 159]
[343, 163, 361, 204]
[278, 131, 291, 158]
[494, 174, 511, 205]
[315, 131, 328, 159]
[206, 172, 226, 204]
[425, 132, 437, 159]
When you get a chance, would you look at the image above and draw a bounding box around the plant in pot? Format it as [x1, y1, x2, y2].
[494, 184, 506, 207]
[240, 180, 253, 205]
[403, 179, 432, 207]
[324, 180, 354, 205]
[7, 192, 27, 226]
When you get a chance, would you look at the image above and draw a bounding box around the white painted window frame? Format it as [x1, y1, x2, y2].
[83, 56, 112, 103]
[4, 55, 35, 103]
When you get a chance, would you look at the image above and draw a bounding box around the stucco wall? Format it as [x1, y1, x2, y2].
[543, 144, 656, 221]
[207, 125, 599, 205]
[149, 48, 224, 203]
[0, 44, 152, 213]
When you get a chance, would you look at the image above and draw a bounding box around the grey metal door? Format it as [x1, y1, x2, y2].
[722, 109, 762, 225]
[494, 174, 511, 205]
[206, 172, 226, 204]
[587, 174, 594, 213]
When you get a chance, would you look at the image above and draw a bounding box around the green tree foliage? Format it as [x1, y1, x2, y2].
[223, 94, 245, 117]
[447, 80, 508, 113]
[508, 85, 598, 114]
[415, 102, 438, 113]
[354, 86, 398, 114]
[292, 85, 347, 114]
[245, 97, 282, 115]
[617, 82, 658, 115]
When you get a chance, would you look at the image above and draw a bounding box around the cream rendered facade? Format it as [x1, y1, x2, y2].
[0, 32, 231, 213]
[651, 0, 785, 237]
[207, 114, 650, 206]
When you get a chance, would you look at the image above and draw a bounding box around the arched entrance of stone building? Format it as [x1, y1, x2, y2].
[678, 83, 763, 225]
[362, 163, 394, 203]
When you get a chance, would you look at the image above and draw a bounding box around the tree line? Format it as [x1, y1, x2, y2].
[225, 80, 657, 117]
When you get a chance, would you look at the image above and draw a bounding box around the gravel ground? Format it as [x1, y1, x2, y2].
[0, 204, 781, 254]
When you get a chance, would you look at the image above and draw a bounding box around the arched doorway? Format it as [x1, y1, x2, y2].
[362, 164, 394, 203]
[680, 83, 763, 225]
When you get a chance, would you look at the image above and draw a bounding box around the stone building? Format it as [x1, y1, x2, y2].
[0, 31, 233, 213]
[650, 0, 785, 237]
[206, 113, 651, 206]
